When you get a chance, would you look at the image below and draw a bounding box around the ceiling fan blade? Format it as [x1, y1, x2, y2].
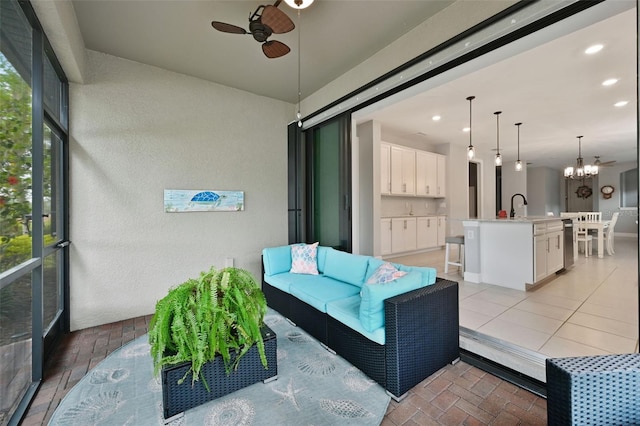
[211, 21, 247, 34]
[261, 5, 295, 34]
[599, 160, 617, 166]
[262, 40, 290, 58]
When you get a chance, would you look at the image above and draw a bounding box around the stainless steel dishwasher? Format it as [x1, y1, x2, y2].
[562, 218, 574, 269]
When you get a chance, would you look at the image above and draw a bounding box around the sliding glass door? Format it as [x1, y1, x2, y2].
[0, 1, 69, 422]
[288, 115, 352, 252]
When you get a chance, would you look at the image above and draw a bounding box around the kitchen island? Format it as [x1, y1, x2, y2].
[462, 217, 565, 290]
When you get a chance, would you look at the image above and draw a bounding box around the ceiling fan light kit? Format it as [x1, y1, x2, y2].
[211, 4, 295, 58]
[284, 0, 314, 9]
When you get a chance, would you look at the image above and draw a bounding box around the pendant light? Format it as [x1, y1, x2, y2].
[494, 111, 502, 166]
[295, 8, 302, 127]
[564, 136, 598, 179]
[466, 96, 475, 160]
[515, 122, 523, 171]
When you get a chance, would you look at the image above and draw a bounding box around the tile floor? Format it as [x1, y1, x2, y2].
[21, 316, 547, 426]
[393, 235, 639, 359]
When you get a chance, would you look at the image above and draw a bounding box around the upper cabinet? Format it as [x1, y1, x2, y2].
[416, 150, 446, 197]
[390, 146, 416, 195]
[380, 143, 391, 195]
[382, 142, 445, 198]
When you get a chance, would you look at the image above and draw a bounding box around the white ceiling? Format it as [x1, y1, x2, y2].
[356, 5, 637, 171]
[71, 1, 637, 171]
[71, 0, 453, 103]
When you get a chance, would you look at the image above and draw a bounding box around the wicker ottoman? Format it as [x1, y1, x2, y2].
[546, 353, 640, 425]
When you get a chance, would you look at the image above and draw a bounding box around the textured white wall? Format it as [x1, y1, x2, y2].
[69, 51, 292, 330]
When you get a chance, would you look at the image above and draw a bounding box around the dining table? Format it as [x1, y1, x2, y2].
[579, 220, 611, 258]
[560, 213, 611, 258]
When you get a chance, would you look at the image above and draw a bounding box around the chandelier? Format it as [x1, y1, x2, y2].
[564, 136, 598, 179]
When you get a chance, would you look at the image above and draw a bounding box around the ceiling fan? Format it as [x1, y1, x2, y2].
[211, 1, 295, 59]
[593, 156, 616, 167]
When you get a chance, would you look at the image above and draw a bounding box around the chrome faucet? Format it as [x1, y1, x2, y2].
[510, 193, 528, 218]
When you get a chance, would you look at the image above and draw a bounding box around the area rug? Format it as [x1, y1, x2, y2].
[48, 309, 390, 425]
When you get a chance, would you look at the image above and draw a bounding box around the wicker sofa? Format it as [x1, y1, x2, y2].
[261, 244, 459, 400]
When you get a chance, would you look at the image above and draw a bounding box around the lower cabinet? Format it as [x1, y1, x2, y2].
[534, 222, 564, 282]
[391, 217, 417, 253]
[381, 218, 392, 255]
[417, 217, 438, 249]
[381, 216, 445, 255]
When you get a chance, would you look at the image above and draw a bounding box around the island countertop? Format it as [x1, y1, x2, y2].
[462, 216, 563, 224]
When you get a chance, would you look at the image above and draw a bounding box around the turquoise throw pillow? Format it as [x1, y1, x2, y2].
[359, 271, 423, 332]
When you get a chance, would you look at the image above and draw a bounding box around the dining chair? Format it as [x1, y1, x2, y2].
[603, 212, 620, 255]
[581, 211, 602, 222]
[574, 216, 593, 258]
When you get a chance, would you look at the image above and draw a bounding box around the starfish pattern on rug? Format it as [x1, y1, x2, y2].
[272, 378, 304, 410]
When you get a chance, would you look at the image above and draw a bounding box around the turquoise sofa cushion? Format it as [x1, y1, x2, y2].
[289, 277, 361, 313]
[323, 249, 369, 287]
[365, 257, 386, 282]
[317, 246, 330, 273]
[394, 264, 437, 286]
[263, 272, 322, 293]
[262, 245, 292, 276]
[326, 296, 385, 345]
[359, 271, 423, 332]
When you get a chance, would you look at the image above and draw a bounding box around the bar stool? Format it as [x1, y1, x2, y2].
[444, 235, 464, 274]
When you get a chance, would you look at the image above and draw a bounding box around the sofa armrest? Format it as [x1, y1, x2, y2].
[383, 277, 459, 399]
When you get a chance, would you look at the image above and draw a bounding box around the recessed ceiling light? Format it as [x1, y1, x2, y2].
[432, 115, 441, 121]
[462, 127, 470, 132]
[614, 101, 629, 107]
[602, 78, 618, 86]
[585, 44, 603, 54]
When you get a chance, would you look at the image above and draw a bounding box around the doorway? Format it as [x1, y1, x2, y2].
[469, 161, 480, 218]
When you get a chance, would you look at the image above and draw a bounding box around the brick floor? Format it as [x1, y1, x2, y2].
[20, 315, 547, 425]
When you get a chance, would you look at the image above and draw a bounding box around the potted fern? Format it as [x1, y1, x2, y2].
[148, 266, 277, 419]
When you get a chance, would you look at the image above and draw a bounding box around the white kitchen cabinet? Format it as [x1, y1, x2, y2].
[534, 234, 549, 283]
[415, 151, 436, 197]
[534, 221, 564, 282]
[436, 155, 446, 197]
[416, 217, 438, 249]
[390, 146, 415, 195]
[416, 151, 446, 197]
[437, 216, 447, 246]
[380, 143, 391, 195]
[380, 218, 392, 255]
[547, 230, 564, 272]
[391, 217, 417, 253]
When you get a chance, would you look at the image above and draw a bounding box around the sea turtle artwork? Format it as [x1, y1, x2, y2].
[164, 190, 244, 212]
[190, 191, 223, 208]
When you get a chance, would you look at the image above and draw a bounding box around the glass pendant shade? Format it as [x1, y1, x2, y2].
[495, 153, 502, 166]
[515, 160, 523, 171]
